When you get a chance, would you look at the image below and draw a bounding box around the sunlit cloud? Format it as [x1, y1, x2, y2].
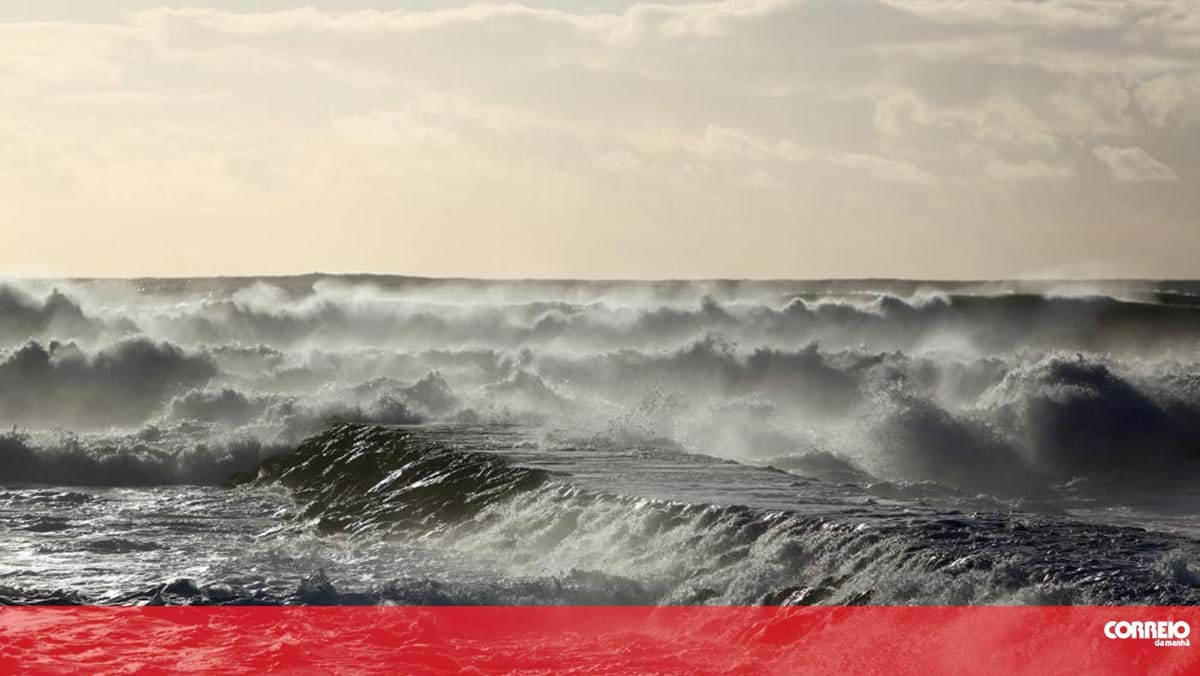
[0, 0, 1197, 278]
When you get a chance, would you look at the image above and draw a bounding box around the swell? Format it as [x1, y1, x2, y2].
[7, 279, 1200, 355]
[0, 428, 284, 487]
[244, 424, 1200, 606]
[246, 424, 551, 532]
[4, 277, 1200, 507]
[5, 345, 1200, 506]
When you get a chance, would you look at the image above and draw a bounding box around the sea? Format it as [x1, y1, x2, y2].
[2, 275, 1199, 605]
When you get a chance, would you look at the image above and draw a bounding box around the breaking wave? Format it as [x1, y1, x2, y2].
[7, 278, 1200, 355]
[0, 338, 216, 428]
[3, 275, 1200, 607]
[0, 427, 281, 487]
[249, 424, 551, 532]
[234, 424, 1200, 606]
[1, 280, 1199, 503]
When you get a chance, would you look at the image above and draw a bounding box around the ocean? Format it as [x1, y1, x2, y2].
[2, 275, 1199, 605]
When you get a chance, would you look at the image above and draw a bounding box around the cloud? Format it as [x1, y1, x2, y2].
[828, 151, 935, 185]
[1, 1, 1199, 277]
[984, 159, 1073, 181]
[674, 124, 936, 185]
[331, 109, 461, 149]
[0, 23, 132, 91]
[1093, 146, 1179, 183]
[1136, 72, 1200, 127]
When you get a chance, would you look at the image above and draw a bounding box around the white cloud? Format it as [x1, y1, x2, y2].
[882, 0, 1130, 29]
[1093, 145, 1179, 182]
[0, 1, 1198, 277]
[828, 152, 935, 185]
[985, 159, 1074, 181]
[0, 23, 133, 90]
[680, 125, 935, 185]
[331, 109, 460, 149]
[1136, 72, 1200, 127]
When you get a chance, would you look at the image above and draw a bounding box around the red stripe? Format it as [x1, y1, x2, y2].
[1, 606, 1196, 674]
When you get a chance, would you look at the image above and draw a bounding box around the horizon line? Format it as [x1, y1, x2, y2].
[3, 272, 1199, 284]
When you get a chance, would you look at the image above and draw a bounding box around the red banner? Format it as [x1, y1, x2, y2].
[1, 606, 1196, 674]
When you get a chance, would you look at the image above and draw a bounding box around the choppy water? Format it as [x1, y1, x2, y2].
[2, 276, 1199, 605]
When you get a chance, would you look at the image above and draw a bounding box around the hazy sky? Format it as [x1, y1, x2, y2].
[1, 1, 1197, 279]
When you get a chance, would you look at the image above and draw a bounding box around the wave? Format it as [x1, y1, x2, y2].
[2, 277, 1200, 506]
[0, 380, 461, 487]
[242, 424, 1200, 605]
[246, 424, 551, 532]
[133, 289, 1200, 354]
[3, 336, 1200, 501]
[0, 568, 657, 607]
[7, 278, 1200, 356]
[0, 286, 98, 345]
[5, 276, 1200, 607]
[981, 356, 1200, 476]
[0, 338, 216, 428]
[0, 427, 280, 486]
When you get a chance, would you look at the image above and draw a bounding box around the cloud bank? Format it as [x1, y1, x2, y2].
[0, 0, 1197, 277]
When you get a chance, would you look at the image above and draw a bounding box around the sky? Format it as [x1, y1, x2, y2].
[0, 0, 1197, 279]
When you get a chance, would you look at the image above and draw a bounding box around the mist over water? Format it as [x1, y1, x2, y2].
[2, 275, 1199, 605]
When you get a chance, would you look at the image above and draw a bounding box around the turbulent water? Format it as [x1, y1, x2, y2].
[2, 275, 1200, 605]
